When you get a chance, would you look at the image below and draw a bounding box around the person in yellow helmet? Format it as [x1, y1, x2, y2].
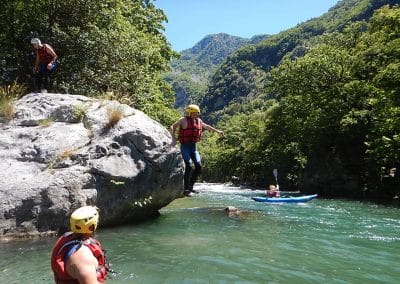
[51, 206, 108, 283]
[171, 104, 224, 196]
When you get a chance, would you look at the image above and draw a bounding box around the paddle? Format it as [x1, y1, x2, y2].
[272, 168, 280, 197]
[272, 168, 278, 184]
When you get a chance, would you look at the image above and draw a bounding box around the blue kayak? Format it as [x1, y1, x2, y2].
[252, 194, 318, 203]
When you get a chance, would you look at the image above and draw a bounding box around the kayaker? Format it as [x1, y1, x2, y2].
[171, 104, 224, 197]
[31, 37, 58, 92]
[266, 184, 280, 198]
[51, 206, 108, 283]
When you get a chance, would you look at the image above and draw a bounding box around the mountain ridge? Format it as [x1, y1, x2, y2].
[166, 32, 269, 108]
[176, 33, 269, 68]
[200, 0, 400, 122]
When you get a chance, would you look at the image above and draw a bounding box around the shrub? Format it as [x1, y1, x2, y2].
[105, 106, 124, 128]
[72, 104, 88, 122]
[99, 91, 132, 106]
[38, 118, 54, 127]
[0, 82, 26, 120]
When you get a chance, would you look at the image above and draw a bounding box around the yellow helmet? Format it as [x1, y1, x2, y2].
[70, 206, 99, 234]
[186, 104, 200, 114]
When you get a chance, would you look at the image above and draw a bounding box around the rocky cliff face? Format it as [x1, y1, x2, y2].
[0, 93, 184, 241]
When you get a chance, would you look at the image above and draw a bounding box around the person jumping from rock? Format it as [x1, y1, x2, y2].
[171, 104, 224, 197]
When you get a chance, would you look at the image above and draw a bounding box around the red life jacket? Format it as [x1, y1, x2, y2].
[37, 44, 54, 65]
[267, 191, 279, 198]
[51, 232, 108, 284]
[178, 117, 202, 144]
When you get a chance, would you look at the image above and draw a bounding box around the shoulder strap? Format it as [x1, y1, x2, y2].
[57, 238, 83, 262]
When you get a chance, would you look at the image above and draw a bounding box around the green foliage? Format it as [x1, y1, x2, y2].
[38, 118, 54, 127]
[200, 0, 397, 123]
[140, 91, 181, 127]
[164, 73, 207, 108]
[355, 5, 400, 172]
[0, 82, 26, 120]
[0, 0, 177, 126]
[201, 100, 306, 187]
[172, 33, 252, 71]
[72, 103, 88, 122]
[167, 33, 255, 109]
[201, 60, 268, 123]
[201, 4, 400, 198]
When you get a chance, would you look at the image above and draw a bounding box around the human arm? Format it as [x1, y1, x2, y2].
[201, 122, 224, 137]
[170, 117, 184, 146]
[66, 245, 100, 284]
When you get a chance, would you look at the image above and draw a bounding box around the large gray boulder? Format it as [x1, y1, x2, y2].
[0, 93, 184, 241]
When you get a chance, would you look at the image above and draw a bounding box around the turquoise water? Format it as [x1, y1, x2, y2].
[1, 183, 400, 283]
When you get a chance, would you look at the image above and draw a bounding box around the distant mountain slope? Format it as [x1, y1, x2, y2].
[200, 0, 399, 122]
[172, 33, 268, 70]
[165, 33, 269, 109]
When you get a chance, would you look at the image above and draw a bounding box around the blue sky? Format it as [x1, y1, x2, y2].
[155, 0, 340, 52]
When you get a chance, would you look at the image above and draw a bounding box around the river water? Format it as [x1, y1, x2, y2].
[1, 183, 399, 283]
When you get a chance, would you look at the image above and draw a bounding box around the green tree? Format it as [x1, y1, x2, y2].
[207, 6, 400, 196]
[0, 0, 179, 126]
[354, 5, 400, 176]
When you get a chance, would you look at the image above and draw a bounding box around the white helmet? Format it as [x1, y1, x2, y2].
[31, 38, 41, 45]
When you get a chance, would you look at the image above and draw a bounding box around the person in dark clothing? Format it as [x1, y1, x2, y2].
[171, 104, 224, 197]
[31, 38, 58, 92]
[382, 168, 399, 199]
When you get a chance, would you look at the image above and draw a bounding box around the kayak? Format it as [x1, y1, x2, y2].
[279, 191, 301, 197]
[252, 194, 318, 203]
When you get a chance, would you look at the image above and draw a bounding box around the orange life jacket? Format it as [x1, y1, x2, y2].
[178, 117, 202, 144]
[51, 232, 108, 283]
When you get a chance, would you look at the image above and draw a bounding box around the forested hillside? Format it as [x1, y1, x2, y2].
[200, 0, 400, 122]
[1, 0, 398, 201]
[0, 0, 179, 126]
[165, 33, 268, 109]
[199, 1, 399, 201]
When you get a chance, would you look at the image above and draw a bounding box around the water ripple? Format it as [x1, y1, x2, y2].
[2, 183, 400, 284]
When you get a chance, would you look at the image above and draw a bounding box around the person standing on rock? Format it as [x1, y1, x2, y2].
[171, 104, 224, 197]
[31, 37, 58, 92]
[51, 206, 108, 283]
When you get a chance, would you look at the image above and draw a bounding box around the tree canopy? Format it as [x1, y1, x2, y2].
[0, 0, 179, 125]
[201, 5, 400, 199]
